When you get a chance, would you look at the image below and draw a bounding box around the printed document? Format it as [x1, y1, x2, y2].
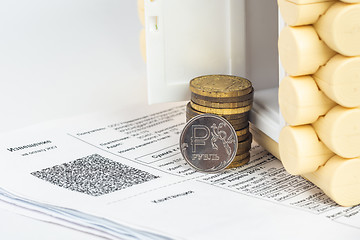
[0, 102, 359, 239]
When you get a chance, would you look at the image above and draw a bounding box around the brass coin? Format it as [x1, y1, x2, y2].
[231, 121, 250, 131]
[227, 117, 249, 127]
[190, 75, 252, 98]
[190, 101, 252, 115]
[187, 107, 249, 125]
[226, 152, 250, 169]
[233, 152, 251, 161]
[186, 116, 196, 123]
[191, 88, 254, 103]
[227, 156, 250, 169]
[236, 133, 252, 155]
[192, 97, 253, 109]
[187, 114, 249, 131]
[187, 111, 249, 125]
[237, 132, 250, 142]
[186, 102, 250, 120]
[236, 125, 250, 138]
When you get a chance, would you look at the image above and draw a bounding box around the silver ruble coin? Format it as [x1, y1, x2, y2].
[179, 114, 238, 173]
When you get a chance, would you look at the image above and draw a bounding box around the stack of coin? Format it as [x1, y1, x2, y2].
[186, 75, 254, 169]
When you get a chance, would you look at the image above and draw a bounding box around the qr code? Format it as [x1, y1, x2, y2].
[31, 154, 159, 196]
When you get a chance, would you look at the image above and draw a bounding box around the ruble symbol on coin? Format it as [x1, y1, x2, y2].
[191, 125, 210, 153]
[180, 114, 238, 173]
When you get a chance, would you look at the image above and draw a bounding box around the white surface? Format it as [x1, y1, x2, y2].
[145, 0, 285, 142]
[145, 0, 246, 104]
[0, 102, 360, 240]
[0, 0, 147, 134]
[0, 202, 102, 240]
[2, 1, 357, 240]
[250, 88, 282, 141]
[0, 0, 145, 239]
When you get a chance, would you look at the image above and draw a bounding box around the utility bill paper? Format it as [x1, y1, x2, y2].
[0, 102, 359, 239]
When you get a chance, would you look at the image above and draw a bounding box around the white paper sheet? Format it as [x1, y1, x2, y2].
[0, 102, 359, 239]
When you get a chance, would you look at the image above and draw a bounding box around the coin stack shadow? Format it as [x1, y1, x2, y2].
[186, 75, 254, 169]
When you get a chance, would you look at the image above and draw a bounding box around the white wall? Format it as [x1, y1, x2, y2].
[0, 0, 146, 133]
[245, 0, 279, 91]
